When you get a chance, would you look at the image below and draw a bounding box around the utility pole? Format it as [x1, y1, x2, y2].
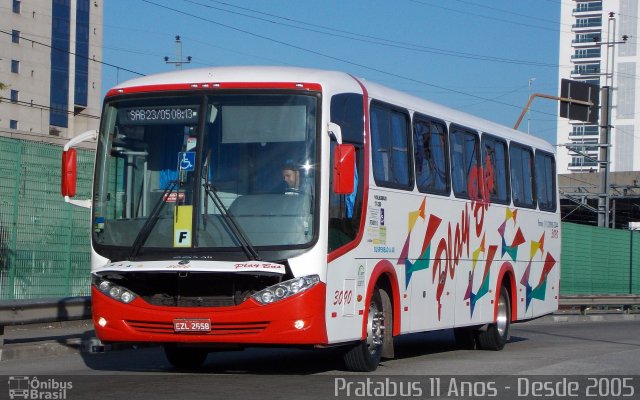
[597, 12, 628, 228]
[598, 85, 611, 228]
[164, 35, 192, 70]
[527, 77, 536, 134]
[554, 12, 627, 228]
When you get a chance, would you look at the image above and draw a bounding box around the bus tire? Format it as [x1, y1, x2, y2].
[476, 286, 511, 351]
[163, 344, 209, 369]
[343, 286, 389, 372]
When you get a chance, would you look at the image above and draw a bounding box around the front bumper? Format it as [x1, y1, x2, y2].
[92, 282, 328, 345]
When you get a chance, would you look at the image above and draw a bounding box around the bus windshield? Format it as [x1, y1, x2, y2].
[93, 92, 318, 258]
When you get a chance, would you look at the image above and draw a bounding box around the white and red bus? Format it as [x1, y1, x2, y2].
[61, 66, 560, 371]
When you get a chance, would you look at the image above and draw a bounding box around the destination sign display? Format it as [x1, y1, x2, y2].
[118, 105, 199, 125]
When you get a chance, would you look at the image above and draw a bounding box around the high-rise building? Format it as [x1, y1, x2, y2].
[557, 0, 639, 174]
[0, 0, 102, 139]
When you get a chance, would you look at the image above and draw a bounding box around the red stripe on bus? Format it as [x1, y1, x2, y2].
[360, 260, 401, 338]
[496, 261, 518, 322]
[106, 82, 322, 97]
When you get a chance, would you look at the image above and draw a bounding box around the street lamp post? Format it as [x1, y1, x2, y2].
[164, 35, 192, 70]
[527, 77, 536, 134]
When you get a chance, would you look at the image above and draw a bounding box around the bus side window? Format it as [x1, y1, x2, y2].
[414, 115, 450, 195]
[450, 126, 480, 199]
[370, 102, 412, 189]
[328, 142, 362, 252]
[535, 150, 557, 211]
[509, 143, 535, 208]
[328, 93, 365, 252]
[481, 134, 509, 204]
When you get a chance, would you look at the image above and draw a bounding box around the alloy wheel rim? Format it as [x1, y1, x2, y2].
[366, 300, 384, 355]
[496, 293, 508, 337]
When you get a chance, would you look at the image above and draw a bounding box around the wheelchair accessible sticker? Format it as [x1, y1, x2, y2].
[178, 152, 195, 171]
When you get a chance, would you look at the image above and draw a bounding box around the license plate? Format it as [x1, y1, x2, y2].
[173, 319, 211, 332]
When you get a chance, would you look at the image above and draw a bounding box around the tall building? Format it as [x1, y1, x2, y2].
[557, 0, 639, 174]
[0, 0, 102, 140]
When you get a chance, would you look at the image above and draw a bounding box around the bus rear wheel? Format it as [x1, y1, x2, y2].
[476, 286, 511, 351]
[343, 286, 390, 372]
[163, 344, 209, 369]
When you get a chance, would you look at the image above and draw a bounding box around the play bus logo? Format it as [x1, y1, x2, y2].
[8, 376, 73, 399]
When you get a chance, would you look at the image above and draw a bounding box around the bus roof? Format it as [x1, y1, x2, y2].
[111, 66, 555, 153]
[112, 65, 351, 91]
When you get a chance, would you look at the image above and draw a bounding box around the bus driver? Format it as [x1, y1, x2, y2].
[282, 160, 301, 194]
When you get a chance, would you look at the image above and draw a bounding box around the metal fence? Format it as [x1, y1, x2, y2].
[0, 137, 94, 300]
[0, 136, 638, 300]
[561, 222, 640, 295]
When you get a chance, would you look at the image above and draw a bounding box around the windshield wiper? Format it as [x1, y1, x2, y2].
[129, 180, 178, 260]
[203, 182, 261, 261]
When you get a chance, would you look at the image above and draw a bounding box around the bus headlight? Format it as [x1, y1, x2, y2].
[92, 275, 137, 304]
[252, 275, 320, 305]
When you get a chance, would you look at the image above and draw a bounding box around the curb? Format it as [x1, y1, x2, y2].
[1, 338, 85, 362]
[0, 337, 154, 362]
[547, 313, 639, 323]
[0, 320, 156, 362]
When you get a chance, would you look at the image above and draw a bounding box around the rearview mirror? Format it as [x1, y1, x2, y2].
[61, 149, 77, 197]
[333, 144, 355, 194]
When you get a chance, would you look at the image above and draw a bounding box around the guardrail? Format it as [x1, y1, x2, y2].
[0, 295, 640, 324]
[559, 295, 640, 315]
[0, 295, 637, 348]
[0, 296, 91, 347]
[1, 295, 639, 326]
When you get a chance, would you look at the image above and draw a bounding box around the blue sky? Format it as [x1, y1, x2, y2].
[103, 0, 562, 144]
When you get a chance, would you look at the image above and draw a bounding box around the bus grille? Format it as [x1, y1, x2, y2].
[126, 320, 269, 335]
[95, 271, 285, 308]
[144, 295, 236, 307]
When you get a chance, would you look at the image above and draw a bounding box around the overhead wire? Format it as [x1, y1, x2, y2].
[182, 0, 640, 148]
[1, 3, 261, 66]
[0, 97, 100, 119]
[195, 0, 560, 68]
[450, 0, 567, 27]
[142, 0, 558, 119]
[4, 1, 563, 128]
[0, 29, 144, 77]
[406, 0, 569, 34]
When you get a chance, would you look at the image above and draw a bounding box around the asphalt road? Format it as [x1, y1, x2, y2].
[1, 318, 639, 399]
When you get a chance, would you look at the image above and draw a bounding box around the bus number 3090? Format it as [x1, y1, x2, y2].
[333, 290, 353, 306]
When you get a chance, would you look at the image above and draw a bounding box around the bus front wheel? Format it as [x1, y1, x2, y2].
[343, 285, 391, 372]
[476, 285, 511, 351]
